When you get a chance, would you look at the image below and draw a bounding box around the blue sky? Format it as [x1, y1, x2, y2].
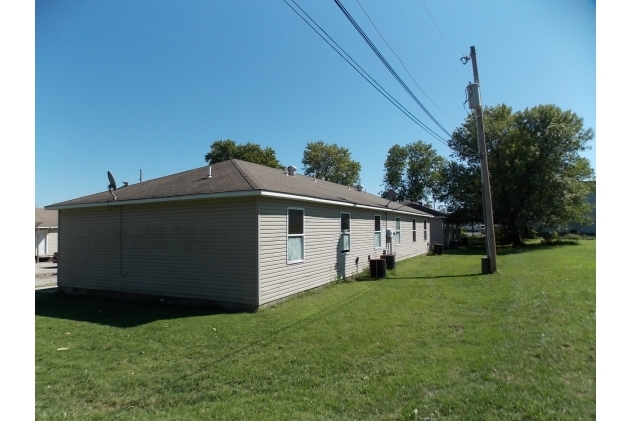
[34, 0, 596, 207]
[7, 1, 631, 413]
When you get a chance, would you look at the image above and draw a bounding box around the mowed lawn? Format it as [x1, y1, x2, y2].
[35, 241, 595, 420]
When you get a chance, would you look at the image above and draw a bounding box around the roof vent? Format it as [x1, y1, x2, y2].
[206, 164, 212, 178]
[287, 166, 297, 176]
[356, 184, 363, 192]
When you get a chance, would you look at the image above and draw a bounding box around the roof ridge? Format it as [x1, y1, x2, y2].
[230, 159, 262, 190]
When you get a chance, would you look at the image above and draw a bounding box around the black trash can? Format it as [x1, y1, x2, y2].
[433, 243, 444, 255]
[369, 258, 387, 278]
[384, 254, 396, 270]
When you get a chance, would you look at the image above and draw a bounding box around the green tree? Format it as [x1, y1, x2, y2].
[204, 139, 284, 169]
[435, 160, 482, 225]
[382, 140, 446, 203]
[449, 104, 595, 244]
[302, 140, 361, 186]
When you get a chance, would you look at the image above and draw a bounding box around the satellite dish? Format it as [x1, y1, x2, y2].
[108, 171, 117, 190]
[107, 171, 118, 200]
[387, 189, 397, 201]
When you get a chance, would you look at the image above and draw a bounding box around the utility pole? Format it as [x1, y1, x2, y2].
[465, 46, 497, 274]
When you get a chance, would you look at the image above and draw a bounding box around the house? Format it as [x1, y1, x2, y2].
[401, 202, 461, 248]
[45, 159, 433, 311]
[35, 208, 58, 262]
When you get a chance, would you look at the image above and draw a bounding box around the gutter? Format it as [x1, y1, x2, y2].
[46, 189, 433, 218]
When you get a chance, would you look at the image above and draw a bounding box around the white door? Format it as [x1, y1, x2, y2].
[36, 230, 48, 255]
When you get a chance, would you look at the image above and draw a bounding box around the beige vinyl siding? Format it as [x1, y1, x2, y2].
[47, 230, 59, 254]
[58, 198, 258, 305]
[387, 214, 429, 260]
[258, 199, 429, 305]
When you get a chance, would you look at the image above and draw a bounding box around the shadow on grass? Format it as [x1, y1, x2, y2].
[355, 272, 482, 282]
[385, 273, 482, 280]
[444, 240, 581, 257]
[35, 292, 226, 328]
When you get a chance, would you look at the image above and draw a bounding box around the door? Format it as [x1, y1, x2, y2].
[36, 230, 48, 255]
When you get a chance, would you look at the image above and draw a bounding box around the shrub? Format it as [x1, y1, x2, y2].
[540, 231, 559, 244]
[563, 233, 582, 241]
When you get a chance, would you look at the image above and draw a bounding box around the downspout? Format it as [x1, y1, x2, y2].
[120, 206, 127, 278]
[256, 197, 261, 308]
[385, 211, 389, 255]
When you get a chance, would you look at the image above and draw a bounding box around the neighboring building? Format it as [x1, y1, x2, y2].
[568, 191, 596, 235]
[538, 184, 596, 236]
[402, 202, 461, 248]
[46, 159, 433, 310]
[35, 208, 58, 262]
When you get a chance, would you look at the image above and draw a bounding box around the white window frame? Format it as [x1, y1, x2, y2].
[287, 207, 305, 263]
[374, 215, 382, 249]
[412, 218, 417, 243]
[340, 212, 351, 254]
[395, 217, 401, 245]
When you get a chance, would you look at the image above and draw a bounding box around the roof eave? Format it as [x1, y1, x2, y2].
[46, 189, 433, 217]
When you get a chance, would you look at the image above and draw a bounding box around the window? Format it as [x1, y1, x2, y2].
[374, 215, 382, 248]
[395, 217, 401, 245]
[424, 219, 428, 241]
[340, 212, 350, 253]
[287, 208, 304, 262]
[413, 219, 417, 243]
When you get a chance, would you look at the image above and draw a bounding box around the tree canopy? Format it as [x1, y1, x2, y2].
[435, 160, 482, 224]
[302, 140, 361, 186]
[447, 103, 595, 244]
[204, 139, 284, 169]
[382, 140, 446, 203]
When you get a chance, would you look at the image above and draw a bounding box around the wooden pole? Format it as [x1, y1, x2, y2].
[469, 46, 497, 273]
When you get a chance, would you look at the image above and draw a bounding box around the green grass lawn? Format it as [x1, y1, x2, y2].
[35, 240, 595, 420]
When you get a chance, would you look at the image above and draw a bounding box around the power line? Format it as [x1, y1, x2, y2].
[419, 0, 453, 54]
[282, 0, 479, 158]
[355, 0, 458, 124]
[282, 0, 451, 146]
[333, 0, 453, 139]
[418, 0, 473, 78]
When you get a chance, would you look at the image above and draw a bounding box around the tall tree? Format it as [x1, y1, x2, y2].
[302, 140, 361, 186]
[382, 140, 446, 204]
[204, 139, 284, 169]
[449, 104, 595, 244]
[435, 160, 482, 224]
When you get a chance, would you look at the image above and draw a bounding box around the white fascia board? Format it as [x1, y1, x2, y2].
[46, 189, 433, 217]
[260, 191, 434, 218]
[45, 190, 262, 210]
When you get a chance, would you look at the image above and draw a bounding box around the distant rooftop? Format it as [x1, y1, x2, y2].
[35, 208, 58, 227]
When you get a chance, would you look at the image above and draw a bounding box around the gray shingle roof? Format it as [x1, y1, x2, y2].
[35, 208, 58, 227]
[401, 201, 451, 218]
[46, 160, 432, 216]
